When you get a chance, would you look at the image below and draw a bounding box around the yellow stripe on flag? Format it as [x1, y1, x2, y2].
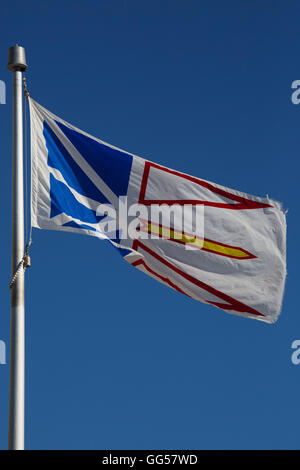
[143, 221, 253, 259]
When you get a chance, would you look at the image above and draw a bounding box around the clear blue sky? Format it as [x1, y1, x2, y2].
[0, 0, 299, 450]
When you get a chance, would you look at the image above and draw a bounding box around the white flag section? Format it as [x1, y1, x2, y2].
[30, 98, 286, 323]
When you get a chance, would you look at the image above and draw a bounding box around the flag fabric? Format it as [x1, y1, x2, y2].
[29, 98, 286, 323]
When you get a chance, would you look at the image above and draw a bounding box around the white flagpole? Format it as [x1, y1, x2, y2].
[7, 45, 28, 450]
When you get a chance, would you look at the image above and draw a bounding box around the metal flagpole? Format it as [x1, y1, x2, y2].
[7, 45, 28, 450]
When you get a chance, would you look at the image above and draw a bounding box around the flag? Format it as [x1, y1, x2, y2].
[29, 98, 286, 323]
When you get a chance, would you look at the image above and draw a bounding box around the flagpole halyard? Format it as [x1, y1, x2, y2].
[7, 45, 27, 451]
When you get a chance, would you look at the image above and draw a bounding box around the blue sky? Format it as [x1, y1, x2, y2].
[0, 0, 299, 450]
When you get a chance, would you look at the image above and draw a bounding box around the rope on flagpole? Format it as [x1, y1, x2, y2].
[23, 75, 29, 100]
[9, 241, 31, 290]
[23, 75, 32, 245]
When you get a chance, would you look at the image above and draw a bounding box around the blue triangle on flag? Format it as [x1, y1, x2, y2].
[55, 120, 133, 198]
[50, 173, 104, 225]
[44, 121, 110, 205]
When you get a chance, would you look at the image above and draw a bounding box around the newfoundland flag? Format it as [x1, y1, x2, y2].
[29, 98, 286, 323]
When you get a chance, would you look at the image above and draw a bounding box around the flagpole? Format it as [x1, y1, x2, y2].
[7, 45, 27, 450]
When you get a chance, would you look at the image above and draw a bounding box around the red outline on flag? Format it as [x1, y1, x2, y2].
[131, 239, 265, 318]
[139, 161, 272, 210]
[131, 258, 190, 297]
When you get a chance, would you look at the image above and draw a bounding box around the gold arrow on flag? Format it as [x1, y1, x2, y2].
[139, 220, 256, 260]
